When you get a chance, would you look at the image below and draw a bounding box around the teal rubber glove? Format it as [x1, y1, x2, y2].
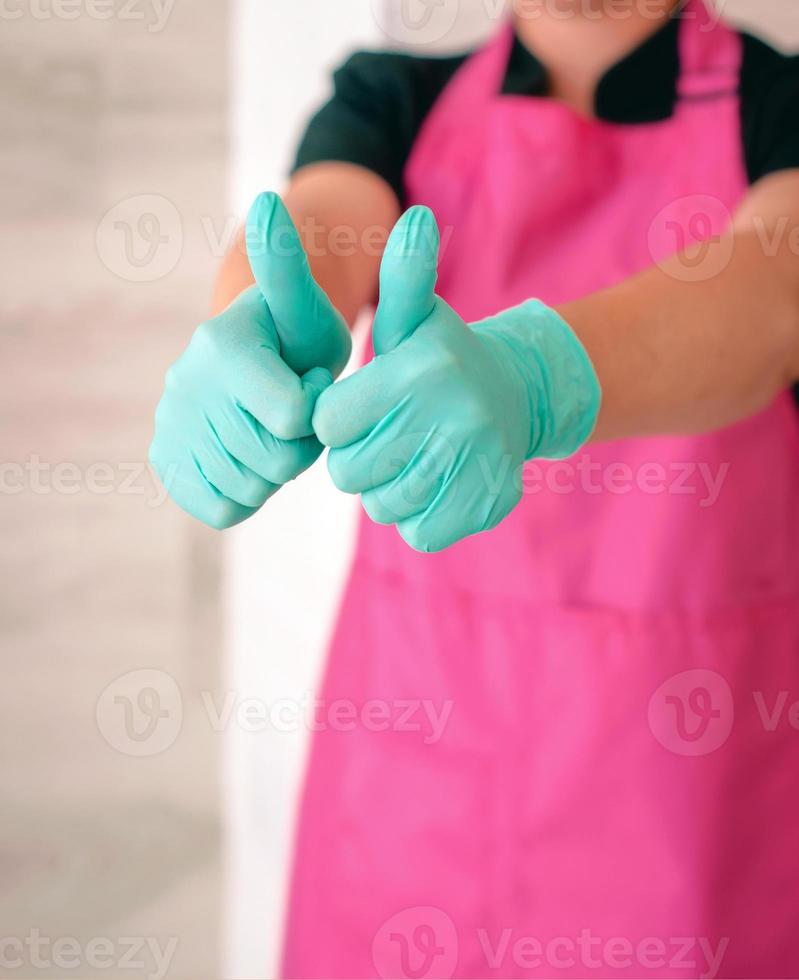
[150, 192, 352, 529]
[313, 206, 601, 553]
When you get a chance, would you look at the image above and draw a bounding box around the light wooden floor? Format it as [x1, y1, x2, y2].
[0, 3, 230, 977]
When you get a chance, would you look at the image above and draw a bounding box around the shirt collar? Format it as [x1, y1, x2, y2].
[501, 12, 681, 123]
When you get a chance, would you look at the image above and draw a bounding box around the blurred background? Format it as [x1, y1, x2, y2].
[1, 1, 797, 978]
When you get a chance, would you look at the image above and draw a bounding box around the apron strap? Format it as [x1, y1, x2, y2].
[486, 22, 516, 97]
[430, 21, 513, 130]
[677, 0, 742, 101]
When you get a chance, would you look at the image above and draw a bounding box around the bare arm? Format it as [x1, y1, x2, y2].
[211, 162, 401, 321]
[560, 169, 799, 441]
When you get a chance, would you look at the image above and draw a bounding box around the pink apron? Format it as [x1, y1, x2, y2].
[283, 2, 799, 976]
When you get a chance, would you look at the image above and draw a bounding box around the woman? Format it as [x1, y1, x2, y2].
[150, 0, 799, 975]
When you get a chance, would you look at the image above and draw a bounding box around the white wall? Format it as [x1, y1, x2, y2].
[720, 0, 799, 46]
[224, 8, 381, 977]
[224, 2, 798, 977]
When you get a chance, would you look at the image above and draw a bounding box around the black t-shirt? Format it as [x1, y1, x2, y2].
[293, 18, 799, 204]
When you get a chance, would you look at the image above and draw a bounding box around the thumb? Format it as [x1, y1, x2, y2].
[300, 365, 334, 406]
[372, 205, 440, 356]
[246, 192, 351, 377]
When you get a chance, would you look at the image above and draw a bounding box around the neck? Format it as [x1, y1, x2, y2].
[513, 0, 682, 116]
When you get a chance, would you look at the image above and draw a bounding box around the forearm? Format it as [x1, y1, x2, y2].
[211, 163, 400, 321]
[559, 171, 799, 442]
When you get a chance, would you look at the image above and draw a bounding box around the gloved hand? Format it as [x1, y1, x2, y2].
[150, 192, 352, 529]
[313, 206, 601, 553]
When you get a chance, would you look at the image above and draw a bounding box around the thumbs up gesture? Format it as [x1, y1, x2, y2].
[314, 206, 601, 552]
[149, 192, 352, 529]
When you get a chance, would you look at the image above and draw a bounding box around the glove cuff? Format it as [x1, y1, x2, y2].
[476, 300, 602, 460]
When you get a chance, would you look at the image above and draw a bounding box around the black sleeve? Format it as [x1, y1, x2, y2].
[740, 34, 799, 184]
[292, 50, 467, 205]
